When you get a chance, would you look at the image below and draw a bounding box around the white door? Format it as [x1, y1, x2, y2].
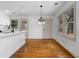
[43, 17, 52, 39]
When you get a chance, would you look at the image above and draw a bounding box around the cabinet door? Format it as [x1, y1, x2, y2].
[0, 33, 25, 58]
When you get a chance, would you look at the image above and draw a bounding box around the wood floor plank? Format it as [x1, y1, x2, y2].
[11, 39, 74, 58]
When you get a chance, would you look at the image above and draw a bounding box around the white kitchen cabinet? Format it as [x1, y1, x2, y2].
[0, 31, 26, 58]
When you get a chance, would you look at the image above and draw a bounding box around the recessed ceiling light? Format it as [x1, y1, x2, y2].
[54, 2, 58, 6]
[12, 11, 15, 14]
[22, 10, 25, 12]
[5, 10, 9, 13]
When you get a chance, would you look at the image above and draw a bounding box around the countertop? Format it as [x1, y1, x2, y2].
[0, 31, 27, 38]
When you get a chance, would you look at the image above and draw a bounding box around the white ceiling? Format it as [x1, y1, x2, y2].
[0, 1, 66, 16]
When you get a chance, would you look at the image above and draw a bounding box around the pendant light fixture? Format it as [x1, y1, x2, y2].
[38, 5, 45, 24]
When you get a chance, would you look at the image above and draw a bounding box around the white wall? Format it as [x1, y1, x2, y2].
[0, 11, 10, 30]
[52, 1, 79, 57]
[0, 12, 10, 26]
[28, 16, 53, 39]
[28, 16, 43, 39]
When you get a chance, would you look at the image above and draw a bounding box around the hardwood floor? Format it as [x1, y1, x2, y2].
[11, 39, 74, 58]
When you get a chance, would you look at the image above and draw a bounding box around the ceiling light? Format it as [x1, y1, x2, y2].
[38, 5, 45, 24]
[22, 10, 25, 12]
[5, 10, 9, 13]
[12, 11, 15, 14]
[54, 2, 58, 6]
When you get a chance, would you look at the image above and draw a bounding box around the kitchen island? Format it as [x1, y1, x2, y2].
[0, 31, 26, 58]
